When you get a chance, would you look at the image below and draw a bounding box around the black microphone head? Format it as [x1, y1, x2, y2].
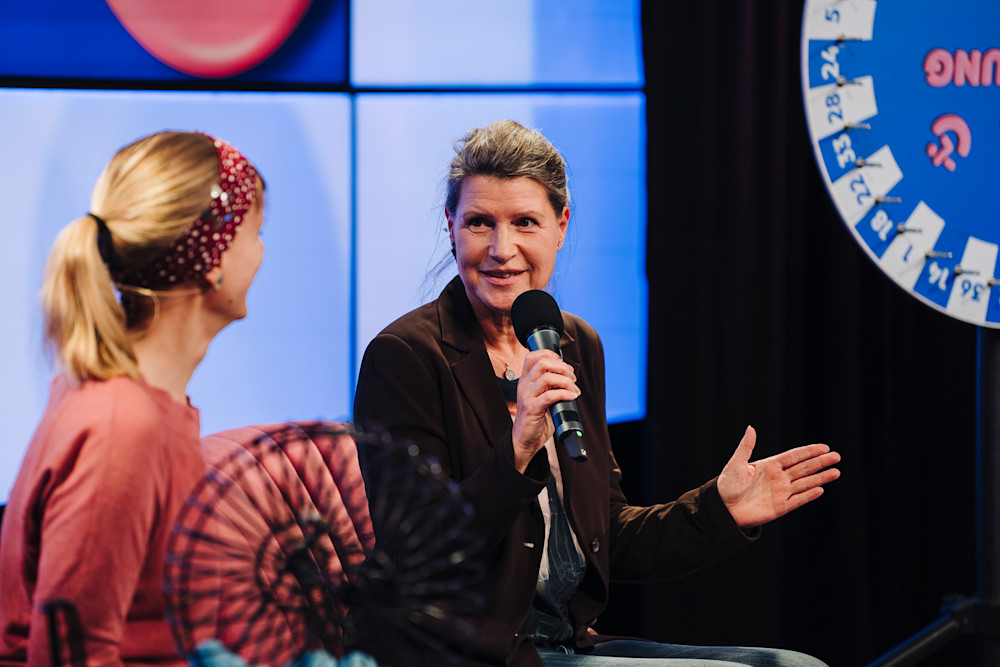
[511, 290, 564, 348]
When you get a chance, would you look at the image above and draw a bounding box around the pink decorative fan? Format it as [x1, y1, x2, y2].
[165, 421, 483, 666]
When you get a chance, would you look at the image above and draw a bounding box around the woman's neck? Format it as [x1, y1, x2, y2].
[129, 300, 220, 405]
[477, 314, 528, 380]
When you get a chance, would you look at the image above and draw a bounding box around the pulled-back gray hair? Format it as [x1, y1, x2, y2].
[444, 119, 570, 216]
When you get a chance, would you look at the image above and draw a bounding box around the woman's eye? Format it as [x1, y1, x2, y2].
[516, 217, 537, 227]
[466, 217, 488, 228]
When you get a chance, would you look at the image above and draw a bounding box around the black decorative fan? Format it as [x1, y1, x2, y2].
[164, 421, 484, 667]
[43, 600, 86, 667]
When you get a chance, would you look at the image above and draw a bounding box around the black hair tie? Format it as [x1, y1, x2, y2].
[89, 212, 119, 273]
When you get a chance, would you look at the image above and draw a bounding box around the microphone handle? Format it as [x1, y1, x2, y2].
[525, 328, 588, 462]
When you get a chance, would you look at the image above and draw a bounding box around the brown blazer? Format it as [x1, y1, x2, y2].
[354, 278, 755, 666]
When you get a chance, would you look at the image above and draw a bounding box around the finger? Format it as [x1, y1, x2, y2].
[727, 425, 757, 467]
[789, 467, 841, 496]
[522, 351, 577, 383]
[519, 356, 577, 388]
[780, 486, 826, 516]
[782, 451, 841, 480]
[537, 386, 582, 407]
[773, 443, 832, 469]
[521, 370, 579, 398]
[519, 361, 580, 399]
[517, 373, 581, 420]
[523, 348, 567, 367]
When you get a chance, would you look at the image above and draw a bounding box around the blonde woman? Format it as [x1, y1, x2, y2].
[0, 131, 264, 665]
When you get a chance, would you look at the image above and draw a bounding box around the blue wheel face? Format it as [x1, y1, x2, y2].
[802, 1, 1000, 327]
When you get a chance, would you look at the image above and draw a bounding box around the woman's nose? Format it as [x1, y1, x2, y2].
[489, 225, 515, 262]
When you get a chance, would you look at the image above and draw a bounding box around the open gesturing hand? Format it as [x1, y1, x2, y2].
[717, 425, 841, 529]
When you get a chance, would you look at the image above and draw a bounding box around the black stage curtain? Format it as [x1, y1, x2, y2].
[601, 2, 980, 665]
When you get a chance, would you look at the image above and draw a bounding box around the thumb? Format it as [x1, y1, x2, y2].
[729, 424, 756, 466]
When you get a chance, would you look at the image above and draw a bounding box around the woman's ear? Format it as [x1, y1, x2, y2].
[203, 266, 224, 291]
[558, 205, 569, 248]
[445, 210, 456, 245]
[445, 210, 456, 257]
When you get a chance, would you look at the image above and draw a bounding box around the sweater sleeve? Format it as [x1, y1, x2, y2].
[28, 402, 168, 667]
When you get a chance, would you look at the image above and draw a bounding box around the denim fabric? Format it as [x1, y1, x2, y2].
[537, 639, 828, 667]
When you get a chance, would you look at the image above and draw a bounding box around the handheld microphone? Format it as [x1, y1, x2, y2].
[511, 290, 587, 462]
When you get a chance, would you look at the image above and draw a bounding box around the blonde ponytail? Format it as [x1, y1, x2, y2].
[41, 216, 138, 381]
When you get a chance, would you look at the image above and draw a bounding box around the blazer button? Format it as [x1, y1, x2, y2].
[590, 538, 600, 553]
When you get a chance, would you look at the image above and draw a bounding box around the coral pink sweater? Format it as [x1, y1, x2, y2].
[0, 375, 203, 666]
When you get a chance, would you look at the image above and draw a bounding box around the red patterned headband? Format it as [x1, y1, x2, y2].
[120, 135, 259, 289]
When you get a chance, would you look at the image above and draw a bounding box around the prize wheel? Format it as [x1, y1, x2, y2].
[801, 0, 999, 326]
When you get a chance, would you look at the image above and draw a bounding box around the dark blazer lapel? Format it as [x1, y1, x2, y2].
[438, 278, 513, 446]
[559, 325, 579, 369]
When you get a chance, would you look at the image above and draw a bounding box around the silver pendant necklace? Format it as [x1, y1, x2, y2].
[504, 362, 516, 381]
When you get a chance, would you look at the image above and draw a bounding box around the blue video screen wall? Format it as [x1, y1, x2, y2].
[0, 0, 349, 82]
[0, 1, 646, 501]
[354, 93, 647, 418]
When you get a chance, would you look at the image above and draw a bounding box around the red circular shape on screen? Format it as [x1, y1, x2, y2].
[105, 0, 311, 78]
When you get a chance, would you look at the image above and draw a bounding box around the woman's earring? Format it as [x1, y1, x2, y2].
[451, 243, 456, 258]
[213, 273, 224, 290]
